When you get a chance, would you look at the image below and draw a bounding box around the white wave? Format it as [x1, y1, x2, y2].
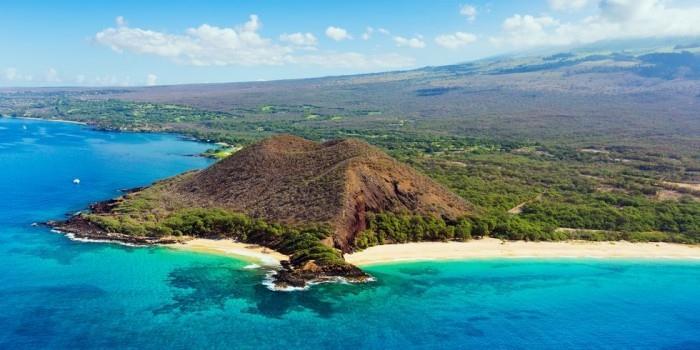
[262, 271, 310, 292]
[261, 270, 376, 292]
[52, 229, 143, 247]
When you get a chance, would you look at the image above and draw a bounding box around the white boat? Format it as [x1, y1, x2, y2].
[73, 178, 81, 185]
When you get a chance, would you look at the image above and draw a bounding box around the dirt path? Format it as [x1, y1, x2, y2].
[508, 194, 543, 214]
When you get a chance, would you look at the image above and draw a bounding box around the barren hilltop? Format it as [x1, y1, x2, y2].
[176, 135, 473, 251]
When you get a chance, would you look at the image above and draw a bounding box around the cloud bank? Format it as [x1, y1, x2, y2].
[494, 0, 700, 47]
[95, 16, 413, 70]
[435, 32, 477, 49]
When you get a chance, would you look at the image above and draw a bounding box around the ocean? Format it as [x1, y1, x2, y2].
[1, 118, 699, 349]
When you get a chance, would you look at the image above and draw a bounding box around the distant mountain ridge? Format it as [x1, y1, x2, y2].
[2, 40, 699, 162]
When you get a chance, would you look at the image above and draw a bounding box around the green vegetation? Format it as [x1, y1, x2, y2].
[353, 209, 699, 251]
[520, 193, 700, 238]
[28, 99, 236, 132]
[87, 208, 346, 266]
[354, 213, 474, 249]
[201, 145, 242, 159]
[419, 151, 700, 243]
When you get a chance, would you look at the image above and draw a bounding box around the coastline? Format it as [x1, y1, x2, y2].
[3, 115, 88, 125]
[3, 115, 213, 148]
[344, 238, 700, 266]
[166, 238, 289, 267]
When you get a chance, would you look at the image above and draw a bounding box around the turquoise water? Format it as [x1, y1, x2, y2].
[1, 118, 700, 349]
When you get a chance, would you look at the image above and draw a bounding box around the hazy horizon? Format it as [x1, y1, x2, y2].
[3, 0, 700, 87]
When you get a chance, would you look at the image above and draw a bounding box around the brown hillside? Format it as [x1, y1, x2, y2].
[175, 135, 474, 251]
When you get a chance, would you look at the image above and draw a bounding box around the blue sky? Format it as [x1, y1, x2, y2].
[1, 0, 699, 87]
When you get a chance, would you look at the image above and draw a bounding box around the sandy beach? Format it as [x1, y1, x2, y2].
[168, 238, 700, 268]
[344, 238, 700, 266]
[167, 238, 288, 267]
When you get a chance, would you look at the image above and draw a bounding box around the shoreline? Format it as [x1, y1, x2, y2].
[166, 238, 289, 267]
[3, 115, 88, 125]
[344, 238, 700, 266]
[3, 115, 214, 147]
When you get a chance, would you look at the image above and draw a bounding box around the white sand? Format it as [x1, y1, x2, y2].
[167, 238, 700, 268]
[167, 238, 288, 267]
[344, 238, 700, 266]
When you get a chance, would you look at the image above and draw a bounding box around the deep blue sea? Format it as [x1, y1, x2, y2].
[1, 118, 700, 349]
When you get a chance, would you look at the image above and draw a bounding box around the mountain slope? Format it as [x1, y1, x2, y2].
[173, 135, 473, 251]
[3, 44, 700, 156]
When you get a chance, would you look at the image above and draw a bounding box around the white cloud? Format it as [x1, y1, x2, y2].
[494, 0, 700, 48]
[502, 14, 559, 32]
[96, 15, 291, 66]
[460, 4, 477, 21]
[115, 15, 127, 27]
[491, 14, 560, 47]
[94, 16, 412, 71]
[1, 69, 144, 87]
[279, 32, 317, 47]
[598, 0, 657, 21]
[291, 52, 414, 69]
[548, 0, 592, 11]
[4, 68, 18, 81]
[71, 74, 136, 86]
[393, 35, 426, 49]
[2, 68, 33, 83]
[434, 32, 477, 49]
[325, 26, 352, 41]
[363, 27, 391, 40]
[362, 27, 374, 40]
[93, 75, 116, 85]
[45, 68, 60, 82]
[146, 73, 158, 86]
[4, 67, 60, 84]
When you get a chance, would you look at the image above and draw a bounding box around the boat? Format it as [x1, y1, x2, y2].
[73, 178, 81, 185]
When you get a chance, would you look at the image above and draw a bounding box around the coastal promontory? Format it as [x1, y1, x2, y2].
[51, 135, 476, 287]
